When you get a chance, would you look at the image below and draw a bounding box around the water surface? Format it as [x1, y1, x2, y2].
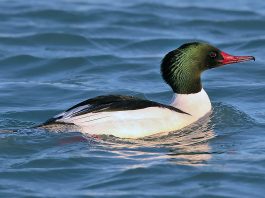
[0, 0, 264, 197]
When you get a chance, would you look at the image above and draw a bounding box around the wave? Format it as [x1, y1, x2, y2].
[0, 33, 91, 46]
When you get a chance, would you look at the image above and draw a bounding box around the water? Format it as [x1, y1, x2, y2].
[0, 0, 264, 197]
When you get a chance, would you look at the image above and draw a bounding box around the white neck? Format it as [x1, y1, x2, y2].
[170, 88, 211, 119]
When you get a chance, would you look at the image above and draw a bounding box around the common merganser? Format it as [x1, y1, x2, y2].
[41, 42, 255, 138]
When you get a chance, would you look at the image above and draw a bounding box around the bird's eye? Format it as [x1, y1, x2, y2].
[209, 52, 217, 58]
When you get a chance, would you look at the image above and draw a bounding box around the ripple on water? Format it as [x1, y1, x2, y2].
[0, 0, 264, 197]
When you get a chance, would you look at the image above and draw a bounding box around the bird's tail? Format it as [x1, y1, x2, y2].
[0, 129, 18, 133]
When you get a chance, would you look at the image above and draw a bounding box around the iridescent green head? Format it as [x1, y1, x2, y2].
[161, 42, 255, 94]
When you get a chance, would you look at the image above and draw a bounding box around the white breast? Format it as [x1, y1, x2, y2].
[170, 88, 212, 119]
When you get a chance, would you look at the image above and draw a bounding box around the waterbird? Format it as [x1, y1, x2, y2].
[40, 42, 255, 138]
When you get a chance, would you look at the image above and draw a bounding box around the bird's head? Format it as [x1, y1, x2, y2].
[161, 42, 255, 94]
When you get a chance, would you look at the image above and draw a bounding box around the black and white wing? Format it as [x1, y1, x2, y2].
[42, 95, 188, 126]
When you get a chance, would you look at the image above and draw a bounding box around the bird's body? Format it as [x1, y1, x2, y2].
[42, 89, 211, 138]
[41, 42, 254, 138]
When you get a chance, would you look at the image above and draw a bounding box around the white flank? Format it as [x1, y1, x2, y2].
[52, 89, 212, 138]
[56, 107, 193, 138]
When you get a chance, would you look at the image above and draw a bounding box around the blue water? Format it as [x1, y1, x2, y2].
[0, 0, 265, 197]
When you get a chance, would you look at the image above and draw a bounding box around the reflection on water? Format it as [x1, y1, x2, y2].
[167, 127, 214, 166]
[148, 114, 215, 166]
[98, 103, 256, 167]
[100, 113, 215, 166]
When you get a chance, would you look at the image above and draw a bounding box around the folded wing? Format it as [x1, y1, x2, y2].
[42, 95, 188, 125]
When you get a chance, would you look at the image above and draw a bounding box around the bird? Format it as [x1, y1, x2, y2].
[40, 42, 255, 138]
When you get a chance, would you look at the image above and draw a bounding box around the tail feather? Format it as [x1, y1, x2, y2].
[0, 129, 18, 133]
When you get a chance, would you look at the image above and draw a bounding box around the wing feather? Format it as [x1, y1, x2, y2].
[42, 95, 189, 126]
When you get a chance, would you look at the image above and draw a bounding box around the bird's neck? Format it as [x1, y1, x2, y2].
[170, 88, 212, 119]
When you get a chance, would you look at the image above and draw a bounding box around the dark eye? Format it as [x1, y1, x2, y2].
[209, 52, 217, 58]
